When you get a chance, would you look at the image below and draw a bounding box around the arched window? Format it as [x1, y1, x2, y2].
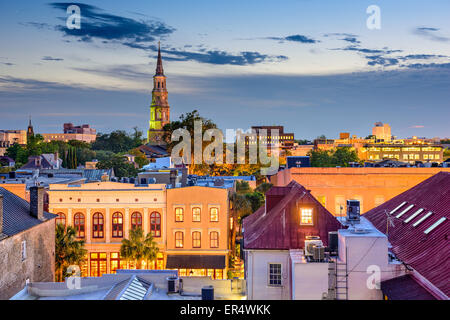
[131, 212, 142, 230]
[112, 212, 123, 238]
[192, 231, 201, 248]
[175, 231, 184, 248]
[150, 212, 161, 237]
[175, 207, 184, 222]
[210, 231, 219, 248]
[56, 212, 66, 227]
[210, 207, 219, 222]
[92, 213, 104, 238]
[73, 213, 85, 238]
[192, 207, 201, 222]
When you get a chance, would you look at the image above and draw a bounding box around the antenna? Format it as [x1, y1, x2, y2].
[384, 209, 396, 236]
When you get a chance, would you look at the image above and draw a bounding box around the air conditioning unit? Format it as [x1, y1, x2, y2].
[313, 245, 325, 261]
[167, 276, 180, 294]
[304, 239, 323, 256]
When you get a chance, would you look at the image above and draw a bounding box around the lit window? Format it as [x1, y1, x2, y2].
[175, 231, 184, 248]
[300, 208, 313, 225]
[110, 252, 120, 274]
[92, 213, 104, 238]
[192, 231, 201, 248]
[74, 213, 85, 238]
[192, 207, 201, 222]
[131, 212, 142, 230]
[150, 212, 161, 237]
[175, 207, 184, 222]
[56, 212, 66, 227]
[268, 263, 282, 286]
[210, 231, 219, 248]
[210, 207, 219, 222]
[112, 212, 123, 238]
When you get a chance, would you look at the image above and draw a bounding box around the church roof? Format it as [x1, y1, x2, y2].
[155, 42, 164, 76]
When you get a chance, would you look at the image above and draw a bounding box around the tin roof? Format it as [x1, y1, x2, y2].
[364, 172, 449, 298]
[381, 275, 436, 300]
[243, 180, 342, 250]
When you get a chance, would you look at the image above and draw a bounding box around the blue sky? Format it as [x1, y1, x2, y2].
[0, 0, 449, 139]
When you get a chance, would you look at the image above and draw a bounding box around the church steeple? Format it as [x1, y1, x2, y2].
[155, 42, 164, 76]
[27, 116, 34, 139]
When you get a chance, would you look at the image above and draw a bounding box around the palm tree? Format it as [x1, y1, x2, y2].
[229, 192, 252, 259]
[55, 224, 87, 282]
[120, 228, 159, 269]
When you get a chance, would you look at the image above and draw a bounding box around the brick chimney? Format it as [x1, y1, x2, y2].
[0, 194, 3, 234]
[30, 186, 44, 220]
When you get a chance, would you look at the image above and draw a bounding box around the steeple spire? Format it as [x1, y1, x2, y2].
[155, 41, 164, 76]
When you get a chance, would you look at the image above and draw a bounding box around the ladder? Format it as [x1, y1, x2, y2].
[335, 260, 348, 300]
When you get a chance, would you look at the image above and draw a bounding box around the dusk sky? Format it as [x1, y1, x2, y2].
[0, 0, 449, 139]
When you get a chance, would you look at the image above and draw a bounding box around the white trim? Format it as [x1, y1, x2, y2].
[404, 208, 424, 223]
[424, 217, 446, 234]
[413, 211, 433, 227]
[390, 201, 407, 215]
[395, 204, 415, 218]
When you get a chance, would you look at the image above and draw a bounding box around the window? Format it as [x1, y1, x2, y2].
[175, 207, 184, 222]
[131, 212, 142, 230]
[300, 208, 313, 225]
[56, 212, 66, 227]
[210, 207, 219, 222]
[112, 212, 123, 238]
[192, 207, 201, 222]
[150, 212, 161, 237]
[268, 263, 282, 286]
[110, 253, 120, 274]
[210, 231, 219, 248]
[192, 231, 201, 248]
[21, 240, 27, 261]
[90, 252, 107, 277]
[175, 231, 184, 248]
[74, 213, 85, 238]
[92, 213, 104, 238]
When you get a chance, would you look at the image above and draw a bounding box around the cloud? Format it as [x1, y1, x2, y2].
[366, 55, 399, 67]
[404, 63, 450, 70]
[42, 56, 64, 61]
[413, 27, 449, 42]
[324, 33, 360, 44]
[410, 125, 425, 128]
[265, 34, 319, 44]
[0, 62, 15, 66]
[159, 48, 288, 66]
[48, 2, 175, 43]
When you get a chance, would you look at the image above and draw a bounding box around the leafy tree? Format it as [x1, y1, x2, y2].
[92, 129, 144, 153]
[235, 180, 252, 194]
[55, 224, 87, 282]
[127, 148, 150, 168]
[229, 193, 252, 258]
[94, 150, 116, 162]
[245, 191, 265, 212]
[255, 182, 273, 195]
[97, 154, 139, 178]
[308, 147, 359, 167]
[120, 228, 159, 269]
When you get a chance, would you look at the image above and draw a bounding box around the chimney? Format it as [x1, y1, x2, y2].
[169, 170, 177, 189]
[0, 194, 3, 234]
[30, 186, 44, 220]
[181, 167, 188, 187]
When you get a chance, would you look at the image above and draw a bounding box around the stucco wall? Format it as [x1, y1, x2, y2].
[0, 219, 55, 300]
[292, 262, 328, 300]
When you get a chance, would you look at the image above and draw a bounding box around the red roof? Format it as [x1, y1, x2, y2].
[364, 172, 449, 298]
[243, 180, 342, 250]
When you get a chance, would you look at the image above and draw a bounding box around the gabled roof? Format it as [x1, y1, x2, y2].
[381, 275, 436, 300]
[243, 180, 342, 250]
[0, 187, 56, 238]
[364, 172, 449, 298]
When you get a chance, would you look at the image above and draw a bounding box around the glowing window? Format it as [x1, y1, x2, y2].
[150, 212, 161, 237]
[175, 207, 184, 222]
[300, 208, 313, 225]
[192, 231, 201, 248]
[192, 207, 201, 222]
[112, 212, 123, 238]
[56, 212, 66, 227]
[210, 207, 219, 222]
[210, 231, 219, 248]
[175, 231, 184, 248]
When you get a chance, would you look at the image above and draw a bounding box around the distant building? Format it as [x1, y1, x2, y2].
[246, 126, 295, 150]
[0, 186, 57, 300]
[372, 122, 392, 142]
[0, 130, 27, 156]
[42, 123, 97, 143]
[20, 153, 62, 170]
[363, 143, 444, 164]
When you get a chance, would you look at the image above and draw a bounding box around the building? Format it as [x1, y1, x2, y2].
[27, 118, 34, 140]
[246, 126, 294, 150]
[20, 153, 62, 170]
[0, 130, 27, 156]
[0, 186, 56, 300]
[372, 122, 392, 142]
[364, 172, 449, 300]
[270, 167, 450, 215]
[166, 186, 230, 279]
[363, 143, 444, 164]
[243, 181, 342, 299]
[47, 181, 167, 277]
[148, 43, 170, 145]
[42, 123, 97, 144]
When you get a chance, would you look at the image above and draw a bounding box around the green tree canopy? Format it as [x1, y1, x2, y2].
[55, 224, 87, 282]
[120, 228, 159, 269]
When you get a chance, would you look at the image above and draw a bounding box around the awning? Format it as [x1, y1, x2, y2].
[381, 275, 436, 300]
[166, 255, 226, 269]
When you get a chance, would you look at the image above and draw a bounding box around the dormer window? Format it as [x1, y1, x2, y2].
[300, 208, 313, 225]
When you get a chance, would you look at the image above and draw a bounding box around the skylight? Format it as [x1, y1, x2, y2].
[413, 211, 433, 227]
[395, 204, 415, 218]
[424, 217, 447, 235]
[404, 208, 424, 223]
[390, 201, 407, 215]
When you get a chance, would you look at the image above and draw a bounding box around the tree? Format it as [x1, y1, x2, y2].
[92, 129, 143, 153]
[308, 147, 359, 167]
[127, 148, 150, 168]
[55, 224, 87, 282]
[120, 228, 159, 269]
[245, 192, 265, 212]
[229, 193, 252, 259]
[97, 155, 139, 178]
[255, 182, 273, 195]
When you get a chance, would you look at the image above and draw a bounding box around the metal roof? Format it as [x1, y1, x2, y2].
[364, 172, 449, 297]
[243, 180, 342, 250]
[381, 275, 436, 300]
[0, 187, 56, 238]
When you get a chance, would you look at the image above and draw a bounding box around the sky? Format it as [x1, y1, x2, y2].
[0, 0, 449, 139]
